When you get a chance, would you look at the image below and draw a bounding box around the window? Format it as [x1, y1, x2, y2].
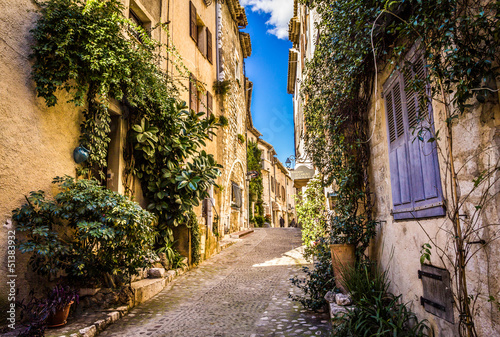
[231, 182, 242, 208]
[271, 177, 275, 193]
[129, 6, 151, 43]
[282, 186, 285, 201]
[383, 54, 445, 220]
[190, 1, 212, 63]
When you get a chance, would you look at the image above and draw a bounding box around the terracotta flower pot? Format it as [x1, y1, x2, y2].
[47, 301, 73, 328]
[330, 244, 355, 294]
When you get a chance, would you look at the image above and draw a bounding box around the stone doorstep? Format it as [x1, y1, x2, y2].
[229, 229, 254, 239]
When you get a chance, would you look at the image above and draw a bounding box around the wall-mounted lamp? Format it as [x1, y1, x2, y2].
[73, 146, 89, 164]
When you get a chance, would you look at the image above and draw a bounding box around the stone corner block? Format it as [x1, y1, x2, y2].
[335, 293, 352, 306]
[107, 311, 120, 323]
[79, 325, 97, 337]
[148, 267, 166, 278]
[166, 270, 176, 281]
[329, 303, 355, 318]
[93, 319, 107, 331]
[324, 290, 336, 303]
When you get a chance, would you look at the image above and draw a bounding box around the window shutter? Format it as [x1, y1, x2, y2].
[207, 91, 213, 140]
[207, 197, 213, 229]
[404, 57, 445, 218]
[385, 54, 445, 220]
[207, 91, 213, 117]
[190, 1, 197, 43]
[236, 186, 241, 208]
[189, 75, 197, 113]
[384, 76, 412, 218]
[206, 28, 213, 63]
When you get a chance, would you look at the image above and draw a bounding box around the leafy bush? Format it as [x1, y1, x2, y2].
[295, 176, 328, 247]
[252, 215, 265, 227]
[14, 176, 157, 286]
[289, 239, 336, 311]
[333, 263, 432, 336]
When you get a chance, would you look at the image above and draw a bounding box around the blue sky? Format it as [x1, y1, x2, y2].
[241, 1, 295, 164]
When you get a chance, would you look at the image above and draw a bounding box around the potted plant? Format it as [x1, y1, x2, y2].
[46, 286, 79, 327]
[329, 214, 377, 293]
[18, 286, 79, 335]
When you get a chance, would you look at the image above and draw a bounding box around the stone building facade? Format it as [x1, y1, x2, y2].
[0, 0, 253, 320]
[289, 0, 500, 335]
[216, 0, 251, 235]
[249, 138, 295, 228]
[287, 0, 317, 191]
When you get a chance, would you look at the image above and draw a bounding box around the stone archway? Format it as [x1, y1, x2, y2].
[222, 159, 245, 234]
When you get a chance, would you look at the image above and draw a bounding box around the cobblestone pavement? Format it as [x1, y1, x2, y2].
[99, 228, 332, 337]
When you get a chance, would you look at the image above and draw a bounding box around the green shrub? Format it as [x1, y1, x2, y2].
[14, 176, 157, 286]
[333, 263, 432, 336]
[289, 239, 336, 311]
[252, 215, 265, 227]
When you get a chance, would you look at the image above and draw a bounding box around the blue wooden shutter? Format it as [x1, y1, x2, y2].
[403, 57, 445, 218]
[384, 76, 413, 219]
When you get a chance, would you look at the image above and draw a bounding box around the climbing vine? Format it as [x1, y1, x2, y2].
[31, 0, 222, 248]
[302, 0, 500, 335]
[247, 141, 264, 222]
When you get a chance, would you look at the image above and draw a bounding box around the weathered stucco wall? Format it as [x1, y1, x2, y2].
[368, 62, 500, 335]
[0, 0, 85, 322]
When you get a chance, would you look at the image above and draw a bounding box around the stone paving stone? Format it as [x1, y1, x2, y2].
[99, 228, 332, 337]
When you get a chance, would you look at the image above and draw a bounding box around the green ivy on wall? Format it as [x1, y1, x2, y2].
[247, 141, 264, 220]
[30, 0, 222, 247]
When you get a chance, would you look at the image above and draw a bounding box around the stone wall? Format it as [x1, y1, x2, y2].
[217, 1, 248, 234]
[368, 62, 500, 335]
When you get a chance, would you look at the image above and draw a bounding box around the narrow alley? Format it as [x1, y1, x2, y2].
[99, 228, 331, 337]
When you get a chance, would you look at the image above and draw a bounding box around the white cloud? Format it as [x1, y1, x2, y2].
[241, 0, 294, 40]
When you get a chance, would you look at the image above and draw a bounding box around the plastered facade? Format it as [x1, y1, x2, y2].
[368, 61, 500, 335]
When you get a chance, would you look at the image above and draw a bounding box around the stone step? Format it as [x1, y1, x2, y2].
[230, 229, 254, 238]
[131, 278, 167, 305]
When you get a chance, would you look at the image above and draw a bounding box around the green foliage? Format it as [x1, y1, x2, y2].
[218, 115, 229, 127]
[247, 140, 264, 219]
[237, 134, 245, 143]
[30, 0, 223, 248]
[420, 243, 432, 264]
[186, 209, 201, 265]
[251, 215, 265, 227]
[213, 80, 231, 96]
[13, 176, 157, 286]
[289, 239, 336, 311]
[129, 104, 221, 238]
[78, 102, 111, 181]
[333, 263, 432, 336]
[295, 176, 328, 248]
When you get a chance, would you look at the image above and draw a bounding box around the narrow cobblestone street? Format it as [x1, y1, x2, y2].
[99, 228, 331, 337]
